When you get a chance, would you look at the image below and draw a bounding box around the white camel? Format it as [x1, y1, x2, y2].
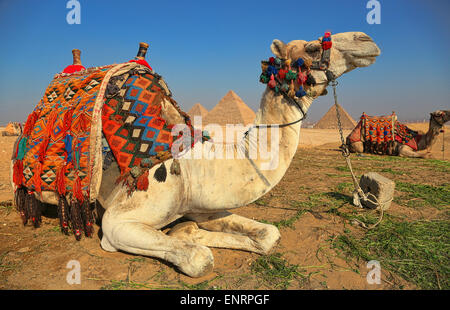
[13, 32, 380, 277]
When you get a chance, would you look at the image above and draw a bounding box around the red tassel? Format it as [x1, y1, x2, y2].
[78, 113, 89, 132]
[38, 136, 50, 163]
[136, 170, 149, 191]
[56, 165, 67, 195]
[13, 160, 24, 187]
[46, 110, 58, 136]
[63, 109, 74, 132]
[268, 74, 277, 89]
[23, 111, 40, 136]
[73, 174, 84, 203]
[34, 162, 43, 195]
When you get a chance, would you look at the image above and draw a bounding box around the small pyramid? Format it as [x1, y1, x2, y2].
[188, 103, 209, 119]
[314, 104, 357, 129]
[203, 90, 255, 126]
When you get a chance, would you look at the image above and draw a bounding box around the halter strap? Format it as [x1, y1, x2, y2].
[247, 31, 335, 136]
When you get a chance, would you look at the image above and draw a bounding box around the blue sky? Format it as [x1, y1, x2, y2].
[0, 0, 449, 125]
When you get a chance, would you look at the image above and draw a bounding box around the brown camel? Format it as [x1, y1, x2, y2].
[347, 110, 450, 158]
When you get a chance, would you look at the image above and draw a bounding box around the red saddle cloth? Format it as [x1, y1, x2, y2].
[347, 112, 421, 151]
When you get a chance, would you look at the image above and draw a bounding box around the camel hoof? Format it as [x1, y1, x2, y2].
[256, 224, 281, 254]
[179, 245, 214, 278]
[423, 153, 433, 159]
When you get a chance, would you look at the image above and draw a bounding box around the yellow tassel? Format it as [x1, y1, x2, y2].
[285, 59, 291, 69]
[288, 80, 295, 98]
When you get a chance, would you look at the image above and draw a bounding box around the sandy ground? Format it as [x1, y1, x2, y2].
[0, 123, 448, 290]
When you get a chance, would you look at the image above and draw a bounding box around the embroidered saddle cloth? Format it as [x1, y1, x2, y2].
[12, 62, 207, 238]
[347, 112, 420, 151]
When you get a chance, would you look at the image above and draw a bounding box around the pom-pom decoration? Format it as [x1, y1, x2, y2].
[295, 86, 307, 98]
[285, 70, 297, 81]
[268, 74, 277, 89]
[321, 31, 332, 50]
[277, 69, 287, 80]
[322, 41, 332, 50]
[274, 57, 282, 67]
[266, 65, 278, 76]
[260, 73, 270, 84]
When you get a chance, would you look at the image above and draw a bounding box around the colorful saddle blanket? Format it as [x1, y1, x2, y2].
[347, 112, 421, 151]
[101, 66, 208, 192]
[12, 62, 207, 238]
[13, 65, 119, 200]
[362, 112, 396, 144]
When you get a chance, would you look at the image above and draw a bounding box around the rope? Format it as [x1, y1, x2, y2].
[330, 80, 385, 230]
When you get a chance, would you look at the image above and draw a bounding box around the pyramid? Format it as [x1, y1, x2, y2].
[188, 103, 209, 119]
[313, 104, 357, 129]
[203, 90, 255, 126]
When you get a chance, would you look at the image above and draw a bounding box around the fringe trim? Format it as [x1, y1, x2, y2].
[14, 186, 95, 240]
[14, 187, 42, 228]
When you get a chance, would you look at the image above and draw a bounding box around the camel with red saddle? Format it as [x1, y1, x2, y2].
[346, 110, 449, 158]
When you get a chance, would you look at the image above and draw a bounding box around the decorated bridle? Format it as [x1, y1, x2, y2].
[250, 31, 335, 132]
[430, 111, 447, 127]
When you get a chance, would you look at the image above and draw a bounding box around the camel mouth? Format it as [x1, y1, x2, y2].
[351, 55, 377, 67]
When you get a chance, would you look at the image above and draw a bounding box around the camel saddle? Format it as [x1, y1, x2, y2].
[347, 112, 421, 154]
[11, 62, 208, 237]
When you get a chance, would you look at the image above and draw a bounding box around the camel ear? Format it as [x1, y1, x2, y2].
[271, 39, 287, 59]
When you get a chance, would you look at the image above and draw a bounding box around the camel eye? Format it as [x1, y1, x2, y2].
[305, 44, 320, 53]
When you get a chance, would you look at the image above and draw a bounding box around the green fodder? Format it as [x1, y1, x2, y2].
[379, 168, 405, 175]
[423, 159, 450, 173]
[333, 218, 450, 289]
[395, 182, 450, 209]
[251, 253, 306, 289]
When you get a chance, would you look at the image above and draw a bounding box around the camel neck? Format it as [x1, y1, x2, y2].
[420, 118, 442, 150]
[240, 89, 313, 187]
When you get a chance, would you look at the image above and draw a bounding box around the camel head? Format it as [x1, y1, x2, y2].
[270, 31, 380, 98]
[430, 110, 450, 127]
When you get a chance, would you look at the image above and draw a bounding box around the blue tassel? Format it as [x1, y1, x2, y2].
[296, 58, 304, 67]
[322, 37, 331, 42]
[64, 134, 73, 162]
[296, 86, 307, 98]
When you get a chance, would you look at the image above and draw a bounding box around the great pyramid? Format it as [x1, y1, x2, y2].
[203, 90, 255, 126]
[188, 103, 209, 119]
[313, 104, 357, 129]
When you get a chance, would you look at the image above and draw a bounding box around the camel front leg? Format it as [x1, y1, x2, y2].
[398, 145, 431, 158]
[168, 211, 281, 254]
[348, 141, 364, 153]
[101, 210, 214, 278]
